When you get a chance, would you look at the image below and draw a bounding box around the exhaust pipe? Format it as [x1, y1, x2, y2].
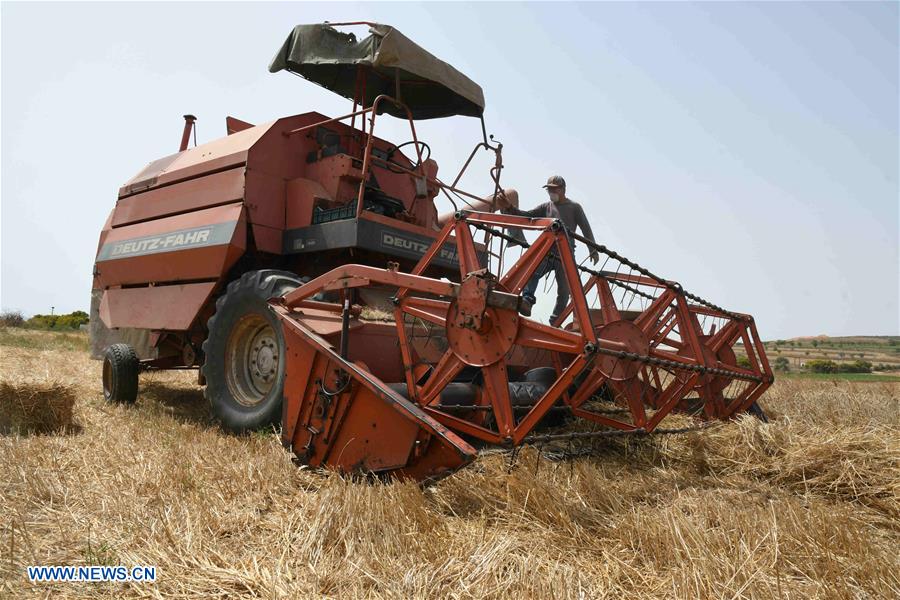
[179, 114, 197, 152]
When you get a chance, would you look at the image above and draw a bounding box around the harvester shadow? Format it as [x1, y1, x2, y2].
[138, 379, 213, 427]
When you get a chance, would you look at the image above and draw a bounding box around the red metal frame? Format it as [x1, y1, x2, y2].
[276, 211, 773, 461]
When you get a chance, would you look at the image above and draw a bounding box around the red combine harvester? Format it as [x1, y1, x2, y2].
[93, 23, 773, 481]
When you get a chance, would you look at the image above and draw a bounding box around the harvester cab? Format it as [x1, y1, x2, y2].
[93, 22, 773, 482]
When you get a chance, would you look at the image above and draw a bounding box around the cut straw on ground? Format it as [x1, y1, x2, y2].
[0, 379, 77, 435]
[1, 327, 898, 598]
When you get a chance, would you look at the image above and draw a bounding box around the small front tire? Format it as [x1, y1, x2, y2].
[102, 343, 139, 404]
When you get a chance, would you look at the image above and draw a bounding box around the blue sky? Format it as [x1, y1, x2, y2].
[1, 2, 897, 339]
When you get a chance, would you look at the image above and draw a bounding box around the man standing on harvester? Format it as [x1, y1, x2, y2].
[495, 175, 600, 322]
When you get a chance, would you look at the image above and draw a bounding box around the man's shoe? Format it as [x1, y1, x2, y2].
[519, 296, 535, 317]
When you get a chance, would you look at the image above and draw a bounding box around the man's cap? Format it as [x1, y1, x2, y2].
[542, 175, 566, 189]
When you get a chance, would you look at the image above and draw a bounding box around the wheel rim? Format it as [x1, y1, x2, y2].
[102, 356, 113, 400]
[225, 314, 279, 407]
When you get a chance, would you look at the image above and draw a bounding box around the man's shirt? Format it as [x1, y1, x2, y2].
[503, 199, 596, 247]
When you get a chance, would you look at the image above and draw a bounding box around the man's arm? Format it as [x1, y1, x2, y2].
[575, 204, 596, 243]
[503, 202, 551, 219]
[576, 204, 600, 264]
[484, 189, 530, 246]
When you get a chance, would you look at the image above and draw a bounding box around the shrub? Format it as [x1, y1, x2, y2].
[803, 359, 872, 374]
[0, 310, 25, 327]
[804, 359, 838, 373]
[25, 310, 89, 330]
[773, 357, 790, 372]
[839, 360, 872, 374]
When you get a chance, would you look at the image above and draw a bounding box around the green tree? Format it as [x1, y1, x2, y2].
[773, 356, 790, 372]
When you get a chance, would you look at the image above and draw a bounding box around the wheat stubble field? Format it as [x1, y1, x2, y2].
[1, 328, 898, 599]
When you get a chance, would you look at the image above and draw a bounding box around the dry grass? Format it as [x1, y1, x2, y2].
[0, 381, 77, 435]
[1, 328, 898, 598]
[359, 306, 396, 322]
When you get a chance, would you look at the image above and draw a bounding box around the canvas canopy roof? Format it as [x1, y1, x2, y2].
[269, 23, 485, 120]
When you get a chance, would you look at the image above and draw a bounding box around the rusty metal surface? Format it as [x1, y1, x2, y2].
[276, 303, 476, 481]
[88, 289, 155, 360]
[99, 282, 217, 331]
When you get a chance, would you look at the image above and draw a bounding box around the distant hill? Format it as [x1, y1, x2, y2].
[784, 335, 899, 345]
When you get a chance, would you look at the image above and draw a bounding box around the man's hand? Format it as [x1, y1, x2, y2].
[492, 188, 519, 211]
[589, 250, 600, 265]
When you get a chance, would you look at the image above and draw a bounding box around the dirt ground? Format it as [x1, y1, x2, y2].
[1, 328, 898, 599]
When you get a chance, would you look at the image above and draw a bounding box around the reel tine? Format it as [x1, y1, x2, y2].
[534, 438, 544, 475]
[507, 444, 521, 474]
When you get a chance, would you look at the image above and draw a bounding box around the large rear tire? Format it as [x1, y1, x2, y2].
[202, 270, 304, 433]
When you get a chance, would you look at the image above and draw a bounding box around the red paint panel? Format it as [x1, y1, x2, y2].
[99, 245, 239, 288]
[250, 223, 282, 254]
[96, 203, 246, 287]
[244, 168, 285, 229]
[286, 178, 330, 229]
[331, 321, 406, 383]
[100, 202, 242, 244]
[113, 167, 245, 227]
[277, 307, 476, 481]
[303, 154, 363, 203]
[226, 116, 254, 134]
[99, 282, 216, 330]
[119, 122, 274, 197]
[248, 112, 333, 182]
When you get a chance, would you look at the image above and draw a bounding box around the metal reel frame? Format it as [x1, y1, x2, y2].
[279, 211, 774, 448]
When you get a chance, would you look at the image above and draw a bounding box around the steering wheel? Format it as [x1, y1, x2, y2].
[386, 140, 431, 172]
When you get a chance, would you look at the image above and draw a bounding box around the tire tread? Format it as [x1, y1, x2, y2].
[103, 343, 139, 404]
